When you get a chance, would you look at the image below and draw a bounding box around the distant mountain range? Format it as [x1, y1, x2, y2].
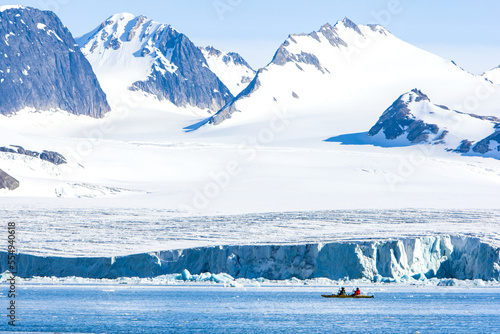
[1, 8, 500, 161]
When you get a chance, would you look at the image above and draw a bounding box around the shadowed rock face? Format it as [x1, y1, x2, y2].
[0, 169, 19, 190]
[455, 140, 474, 153]
[473, 130, 500, 154]
[129, 27, 233, 112]
[0, 7, 110, 117]
[368, 89, 439, 143]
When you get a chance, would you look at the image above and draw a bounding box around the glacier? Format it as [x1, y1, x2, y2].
[2, 235, 498, 281]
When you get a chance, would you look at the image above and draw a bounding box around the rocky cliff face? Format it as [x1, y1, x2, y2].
[130, 32, 233, 111]
[0, 6, 110, 117]
[0, 169, 19, 190]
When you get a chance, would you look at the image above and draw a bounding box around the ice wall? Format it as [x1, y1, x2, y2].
[1, 236, 499, 280]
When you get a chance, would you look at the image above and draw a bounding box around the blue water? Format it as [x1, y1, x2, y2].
[1, 285, 499, 333]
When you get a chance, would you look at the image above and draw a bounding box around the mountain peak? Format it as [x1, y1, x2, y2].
[319, 22, 333, 31]
[0, 5, 110, 117]
[341, 17, 358, 29]
[369, 89, 443, 143]
[333, 17, 363, 35]
[199, 45, 256, 95]
[0, 5, 25, 12]
[408, 89, 430, 102]
[107, 12, 137, 21]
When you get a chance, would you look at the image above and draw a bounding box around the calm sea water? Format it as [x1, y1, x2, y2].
[1, 285, 499, 333]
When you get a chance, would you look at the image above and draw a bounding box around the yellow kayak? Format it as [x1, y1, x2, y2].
[321, 294, 374, 298]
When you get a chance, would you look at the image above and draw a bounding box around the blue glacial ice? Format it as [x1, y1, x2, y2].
[1, 235, 498, 281]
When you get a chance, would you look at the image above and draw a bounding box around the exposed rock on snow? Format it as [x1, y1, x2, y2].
[483, 65, 500, 85]
[0, 145, 66, 165]
[2, 236, 498, 281]
[369, 89, 442, 143]
[0, 7, 110, 117]
[186, 70, 263, 130]
[366, 89, 500, 158]
[0, 169, 19, 190]
[472, 130, 500, 154]
[199, 46, 255, 95]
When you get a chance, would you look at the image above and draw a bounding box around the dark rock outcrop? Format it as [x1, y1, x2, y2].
[0, 7, 110, 117]
[455, 140, 474, 153]
[40, 150, 67, 165]
[0, 169, 19, 190]
[272, 46, 325, 73]
[201, 46, 253, 69]
[473, 130, 500, 154]
[199, 46, 255, 93]
[0, 145, 66, 165]
[368, 89, 440, 143]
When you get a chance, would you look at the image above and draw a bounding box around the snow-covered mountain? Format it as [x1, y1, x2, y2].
[191, 18, 500, 140]
[0, 6, 110, 117]
[483, 66, 500, 84]
[366, 89, 500, 157]
[77, 13, 235, 112]
[199, 46, 255, 96]
[2, 14, 500, 213]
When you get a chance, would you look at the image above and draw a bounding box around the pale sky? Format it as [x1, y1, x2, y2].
[2, 0, 500, 74]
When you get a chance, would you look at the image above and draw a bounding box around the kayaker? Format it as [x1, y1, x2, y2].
[353, 288, 361, 296]
[338, 287, 346, 296]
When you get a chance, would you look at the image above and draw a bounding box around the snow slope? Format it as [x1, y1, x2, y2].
[200, 46, 256, 95]
[483, 66, 500, 84]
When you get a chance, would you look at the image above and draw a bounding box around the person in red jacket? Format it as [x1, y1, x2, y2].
[353, 288, 361, 296]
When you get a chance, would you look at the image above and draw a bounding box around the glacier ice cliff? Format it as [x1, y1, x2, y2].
[1, 236, 499, 280]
